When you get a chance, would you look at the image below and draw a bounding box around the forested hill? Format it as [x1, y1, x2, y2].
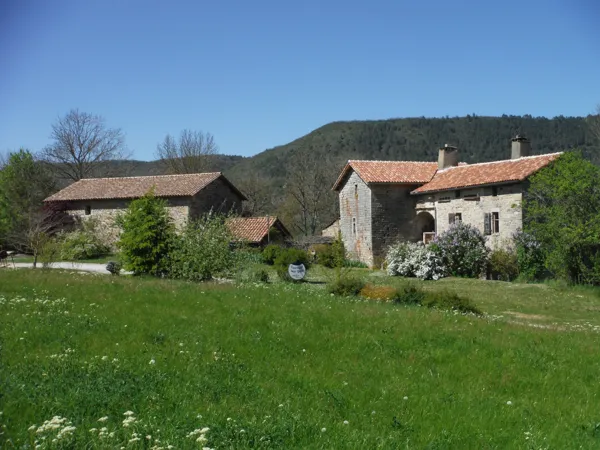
[225, 115, 597, 183]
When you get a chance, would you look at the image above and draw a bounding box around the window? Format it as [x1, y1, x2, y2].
[85, 205, 91, 215]
[492, 186, 498, 197]
[439, 196, 451, 203]
[352, 217, 357, 235]
[492, 212, 500, 233]
[484, 212, 500, 235]
[449, 212, 461, 224]
[455, 190, 461, 198]
[354, 184, 358, 197]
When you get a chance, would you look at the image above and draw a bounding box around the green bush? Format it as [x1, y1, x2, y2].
[344, 259, 368, 268]
[38, 238, 61, 269]
[489, 248, 519, 281]
[326, 276, 366, 296]
[274, 248, 310, 281]
[316, 235, 346, 268]
[105, 261, 122, 276]
[60, 222, 110, 260]
[116, 190, 176, 276]
[262, 244, 283, 265]
[169, 214, 236, 282]
[514, 232, 546, 281]
[423, 290, 482, 315]
[432, 222, 489, 278]
[393, 283, 426, 305]
[237, 267, 270, 283]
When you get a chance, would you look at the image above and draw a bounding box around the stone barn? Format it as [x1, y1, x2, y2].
[44, 172, 246, 245]
[333, 136, 561, 267]
[227, 216, 292, 246]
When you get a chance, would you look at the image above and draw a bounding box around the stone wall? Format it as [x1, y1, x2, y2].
[414, 183, 523, 249]
[370, 184, 421, 266]
[68, 197, 190, 248]
[338, 171, 373, 266]
[189, 177, 244, 219]
[321, 219, 340, 238]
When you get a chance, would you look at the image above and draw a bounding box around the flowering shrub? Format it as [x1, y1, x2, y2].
[60, 220, 110, 261]
[432, 222, 488, 278]
[386, 241, 445, 280]
[513, 230, 545, 281]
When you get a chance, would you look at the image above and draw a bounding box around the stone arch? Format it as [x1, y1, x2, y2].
[415, 211, 435, 238]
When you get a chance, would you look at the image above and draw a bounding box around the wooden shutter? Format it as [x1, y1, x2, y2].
[484, 213, 491, 235]
[449, 213, 455, 225]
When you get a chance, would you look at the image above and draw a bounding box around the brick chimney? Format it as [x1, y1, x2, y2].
[438, 144, 459, 169]
[511, 135, 531, 159]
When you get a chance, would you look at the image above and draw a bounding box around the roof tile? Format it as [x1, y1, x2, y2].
[411, 153, 562, 194]
[227, 216, 278, 243]
[333, 160, 438, 190]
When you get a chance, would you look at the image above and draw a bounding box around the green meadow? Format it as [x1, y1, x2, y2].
[2, 269, 600, 449]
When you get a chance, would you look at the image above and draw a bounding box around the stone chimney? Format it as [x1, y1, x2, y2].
[438, 144, 459, 169]
[511, 135, 531, 159]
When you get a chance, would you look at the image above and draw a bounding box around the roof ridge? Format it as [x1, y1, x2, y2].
[348, 159, 435, 164]
[437, 152, 563, 172]
[78, 172, 222, 182]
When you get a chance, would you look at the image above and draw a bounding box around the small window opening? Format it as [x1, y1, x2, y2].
[354, 184, 358, 197]
[455, 213, 462, 222]
[492, 186, 498, 197]
[85, 205, 91, 215]
[352, 217, 357, 235]
[492, 212, 500, 233]
[455, 190, 461, 198]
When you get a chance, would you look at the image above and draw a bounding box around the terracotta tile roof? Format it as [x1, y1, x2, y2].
[411, 153, 562, 194]
[332, 160, 438, 190]
[45, 172, 246, 202]
[227, 216, 288, 243]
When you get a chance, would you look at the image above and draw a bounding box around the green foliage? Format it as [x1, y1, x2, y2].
[514, 232, 546, 281]
[524, 152, 600, 284]
[344, 259, 368, 268]
[105, 261, 122, 275]
[326, 275, 366, 297]
[423, 290, 482, 315]
[38, 238, 61, 268]
[274, 248, 310, 281]
[488, 247, 519, 281]
[393, 283, 426, 305]
[116, 190, 175, 276]
[433, 222, 489, 278]
[262, 244, 283, 265]
[0, 149, 56, 248]
[316, 235, 346, 268]
[59, 221, 110, 260]
[169, 214, 236, 282]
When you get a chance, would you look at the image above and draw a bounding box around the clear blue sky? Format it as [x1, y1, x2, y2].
[1, 0, 598, 160]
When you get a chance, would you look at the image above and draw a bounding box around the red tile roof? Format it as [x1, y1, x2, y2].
[332, 160, 438, 190]
[45, 172, 246, 202]
[227, 216, 289, 244]
[411, 153, 562, 194]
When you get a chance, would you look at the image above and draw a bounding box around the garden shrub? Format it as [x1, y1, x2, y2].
[423, 290, 482, 315]
[327, 276, 366, 296]
[386, 241, 445, 280]
[345, 259, 368, 268]
[262, 244, 283, 265]
[315, 235, 346, 268]
[106, 261, 122, 276]
[274, 248, 311, 281]
[359, 284, 398, 301]
[513, 231, 546, 281]
[116, 190, 176, 276]
[38, 238, 61, 269]
[432, 222, 488, 278]
[237, 267, 270, 283]
[489, 247, 519, 281]
[60, 221, 110, 260]
[169, 214, 236, 282]
[393, 283, 426, 305]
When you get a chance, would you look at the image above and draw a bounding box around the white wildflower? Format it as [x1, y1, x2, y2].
[321, 427, 326, 432]
[98, 416, 109, 422]
[506, 401, 513, 405]
[101, 356, 108, 361]
[196, 435, 208, 443]
[123, 411, 135, 416]
[149, 358, 156, 365]
[343, 420, 349, 425]
[403, 396, 408, 400]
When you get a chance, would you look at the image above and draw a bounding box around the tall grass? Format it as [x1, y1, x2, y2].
[2, 270, 600, 448]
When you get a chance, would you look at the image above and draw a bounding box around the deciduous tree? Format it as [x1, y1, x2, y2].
[40, 109, 129, 181]
[156, 129, 219, 174]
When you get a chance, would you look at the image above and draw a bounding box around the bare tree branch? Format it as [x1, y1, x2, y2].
[39, 109, 130, 181]
[156, 129, 219, 174]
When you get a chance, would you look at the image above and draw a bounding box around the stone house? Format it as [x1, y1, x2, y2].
[44, 172, 246, 245]
[226, 216, 292, 246]
[333, 136, 562, 267]
[321, 219, 340, 238]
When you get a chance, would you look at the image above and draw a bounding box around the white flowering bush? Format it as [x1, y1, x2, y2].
[431, 222, 489, 278]
[386, 241, 445, 280]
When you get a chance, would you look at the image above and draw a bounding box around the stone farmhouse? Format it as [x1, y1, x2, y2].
[333, 136, 562, 267]
[44, 172, 246, 245]
[227, 216, 292, 246]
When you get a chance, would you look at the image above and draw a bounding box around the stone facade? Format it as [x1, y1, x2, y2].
[67, 181, 244, 248]
[321, 219, 340, 238]
[338, 172, 526, 267]
[415, 183, 523, 249]
[339, 171, 373, 266]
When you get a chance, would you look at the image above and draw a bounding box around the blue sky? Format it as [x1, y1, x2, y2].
[1, 0, 598, 160]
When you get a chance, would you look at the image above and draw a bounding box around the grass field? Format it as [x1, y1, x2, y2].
[2, 269, 600, 449]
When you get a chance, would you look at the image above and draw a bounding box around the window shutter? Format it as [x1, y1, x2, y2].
[484, 213, 491, 235]
[449, 213, 455, 225]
